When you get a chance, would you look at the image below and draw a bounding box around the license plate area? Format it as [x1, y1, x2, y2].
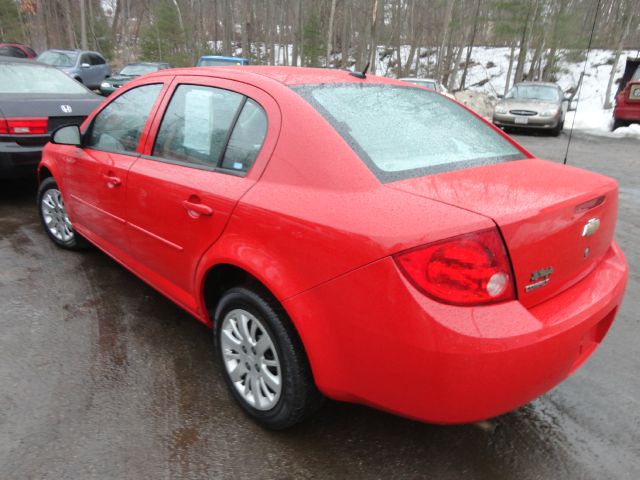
[514, 117, 529, 125]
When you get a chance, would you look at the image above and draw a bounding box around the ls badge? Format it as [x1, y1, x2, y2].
[526, 266, 554, 293]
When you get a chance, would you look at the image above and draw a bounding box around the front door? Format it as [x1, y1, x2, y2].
[125, 79, 274, 306]
[63, 82, 167, 256]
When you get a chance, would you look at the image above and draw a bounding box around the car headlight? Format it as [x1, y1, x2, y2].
[540, 108, 559, 117]
[100, 82, 111, 88]
[494, 105, 508, 114]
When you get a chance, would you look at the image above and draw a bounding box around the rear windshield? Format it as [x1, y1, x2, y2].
[198, 58, 245, 67]
[37, 50, 78, 67]
[120, 64, 159, 76]
[0, 63, 88, 94]
[293, 83, 524, 182]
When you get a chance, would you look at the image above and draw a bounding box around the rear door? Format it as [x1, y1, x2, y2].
[63, 81, 169, 256]
[125, 76, 278, 304]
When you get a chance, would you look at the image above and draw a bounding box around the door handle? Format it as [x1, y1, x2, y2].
[102, 174, 121, 187]
[182, 200, 213, 217]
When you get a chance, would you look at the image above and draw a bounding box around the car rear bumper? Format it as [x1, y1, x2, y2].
[284, 241, 627, 424]
[613, 104, 640, 122]
[0, 140, 42, 178]
[493, 113, 560, 129]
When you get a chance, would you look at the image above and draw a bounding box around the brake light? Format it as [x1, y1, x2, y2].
[0, 117, 48, 135]
[394, 228, 515, 306]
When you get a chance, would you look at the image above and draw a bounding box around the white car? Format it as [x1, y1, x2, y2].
[399, 77, 454, 98]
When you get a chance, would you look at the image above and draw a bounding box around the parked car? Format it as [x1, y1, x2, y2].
[0, 56, 103, 178]
[100, 62, 171, 96]
[197, 55, 249, 67]
[612, 57, 640, 130]
[36, 49, 111, 89]
[0, 42, 37, 58]
[38, 66, 627, 430]
[399, 77, 453, 98]
[493, 82, 568, 136]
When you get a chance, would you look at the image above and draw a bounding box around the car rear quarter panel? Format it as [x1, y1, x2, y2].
[195, 83, 494, 320]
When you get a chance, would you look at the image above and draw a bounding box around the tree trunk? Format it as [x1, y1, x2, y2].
[79, 0, 88, 50]
[368, 0, 379, 73]
[504, 42, 516, 96]
[436, 0, 455, 82]
[460, 0, 482, 91]
[341, 0, 350, 68]
[326, 0, 337, 67]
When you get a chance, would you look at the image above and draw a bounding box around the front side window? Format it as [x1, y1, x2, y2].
[85, 83, 163, 154]
[153, 85, 244, 167]
[294, 83, 524, 182]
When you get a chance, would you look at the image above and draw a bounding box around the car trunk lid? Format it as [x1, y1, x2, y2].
[387, 159, 618, 308]
[0, 93, 102, 146]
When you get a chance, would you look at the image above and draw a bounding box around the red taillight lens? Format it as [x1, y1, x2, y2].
[0, 117, 48, 135]
[394, 228, 515, 306]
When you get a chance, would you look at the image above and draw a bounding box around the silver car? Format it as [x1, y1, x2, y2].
[36, 49, 111, 90]
[493, 82, 568, 136]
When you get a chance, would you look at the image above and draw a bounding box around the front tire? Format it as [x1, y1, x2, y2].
[214, 286, 323, 429]
[37, 178, 89, 250]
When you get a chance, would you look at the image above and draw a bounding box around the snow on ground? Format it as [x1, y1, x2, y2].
[373, 45, 639, 137]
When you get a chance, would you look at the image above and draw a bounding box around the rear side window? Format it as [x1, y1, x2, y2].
[0, 45, 26, 58]
[293, 83, 524, 182]
[85, 83, 162, 154]
[90, 54, 105, 65]
[153, 84, 267, 173]
[221, 99, 267, 172]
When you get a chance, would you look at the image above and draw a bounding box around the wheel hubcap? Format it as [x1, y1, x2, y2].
[41, 188, 74, 242]
[220, 309, 282, 411]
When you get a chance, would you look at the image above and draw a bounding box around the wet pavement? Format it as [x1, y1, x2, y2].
[1, 132, 638, 479]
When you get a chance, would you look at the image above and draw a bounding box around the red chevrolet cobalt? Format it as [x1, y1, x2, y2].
[37, 67, 628, 429]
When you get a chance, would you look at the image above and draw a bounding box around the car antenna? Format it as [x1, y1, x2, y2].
[349, 61, 370, 79]
[563, 0, 601, 165]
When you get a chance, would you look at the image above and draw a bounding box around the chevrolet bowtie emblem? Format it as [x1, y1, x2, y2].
[582, 218, 600, 237]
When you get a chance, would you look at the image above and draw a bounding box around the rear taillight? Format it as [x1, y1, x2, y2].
[0, 117, 48, 135]
[394, 228, 515, 306]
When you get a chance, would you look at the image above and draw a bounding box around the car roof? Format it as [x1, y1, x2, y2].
[513, 81, 559, 88]
[400, 77, 438, 82]
[125, 61, 167, 66]
[145, 66, 408, 87]
[199, 55, 249, 61]
[42, 48, 103, 56]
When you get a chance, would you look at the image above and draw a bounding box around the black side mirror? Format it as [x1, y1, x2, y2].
[51, 124, 81, 146]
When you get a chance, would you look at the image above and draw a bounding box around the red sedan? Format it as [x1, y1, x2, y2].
[37, 67, 628, 429]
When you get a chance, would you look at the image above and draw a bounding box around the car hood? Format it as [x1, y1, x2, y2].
[497, 99, 558, 111]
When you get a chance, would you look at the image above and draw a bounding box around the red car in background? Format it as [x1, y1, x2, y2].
[0, 42, 37, 59]
[37, 67, 628, 429]
[613, 57, 640, 129]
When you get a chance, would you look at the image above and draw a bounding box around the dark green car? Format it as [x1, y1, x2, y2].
[99, 62, 170, 96]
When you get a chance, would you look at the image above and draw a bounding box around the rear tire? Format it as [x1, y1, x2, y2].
[214, 285, 323, 429]
[612, 119, 626, 131]
[37, 178, 90, 250]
